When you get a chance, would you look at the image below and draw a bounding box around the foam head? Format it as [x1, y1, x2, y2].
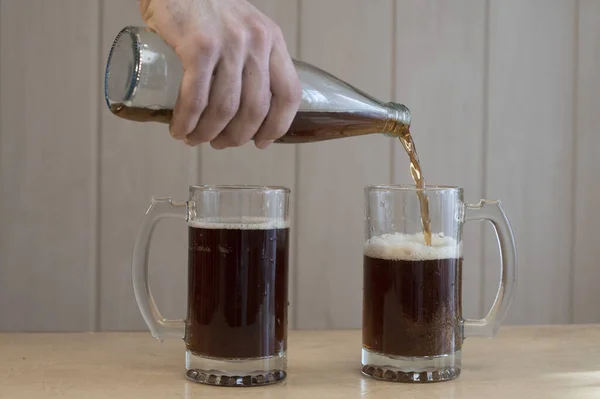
[364, 232, 462, 261]
[189, 216, 289, 230]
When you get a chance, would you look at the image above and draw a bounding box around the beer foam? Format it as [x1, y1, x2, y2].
[189, 217, 289, 230]
[364, 232, 462, 261]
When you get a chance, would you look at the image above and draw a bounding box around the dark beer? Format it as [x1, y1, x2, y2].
[396, 134, 432, 246]
[110, 104, 406, 143]
[185, 220, 289, 359]
[110, 104, 172, 123]
[362, 233, 462, 357]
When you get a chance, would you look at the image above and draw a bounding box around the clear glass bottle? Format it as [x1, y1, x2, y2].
[104, 26, 411, 143]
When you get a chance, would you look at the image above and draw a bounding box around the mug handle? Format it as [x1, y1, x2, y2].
[463, 200, 517, 338]
[132, 197, 188, 339]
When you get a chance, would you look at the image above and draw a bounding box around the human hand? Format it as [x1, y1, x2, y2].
[139, 0, 302, 149]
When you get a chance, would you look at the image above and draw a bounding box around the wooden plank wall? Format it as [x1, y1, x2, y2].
[484, 0, 576, 324]
[0, 0, 101, 331]
[1, 0, 599, 331]
[574, 0, 600, 323]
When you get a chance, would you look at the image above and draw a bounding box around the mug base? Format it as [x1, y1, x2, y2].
[361, 348, 461, 383]
[185, 351, 287, 387]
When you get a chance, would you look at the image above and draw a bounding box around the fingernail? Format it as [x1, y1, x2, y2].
[256, 140, 274, 149]
[210, 142, 226, 150]
[184, 138, 196, 147]
[171, 131, 185, 140]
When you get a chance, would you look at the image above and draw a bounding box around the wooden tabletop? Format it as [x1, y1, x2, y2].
[1, 326, 599, 398]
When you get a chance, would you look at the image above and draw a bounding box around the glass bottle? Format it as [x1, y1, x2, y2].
[104, 26, 411, 143]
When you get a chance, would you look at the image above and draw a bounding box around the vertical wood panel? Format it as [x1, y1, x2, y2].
[99, 0, 197, 330]
[198, 0, 299, 328]
[573, 0, 600, 323]
[296, 0, 394, 329]
[485, 0, 576, 324]
[1, 0, 597, 332]
[0, 0, 100, 331]
[394, 0, 487, 320]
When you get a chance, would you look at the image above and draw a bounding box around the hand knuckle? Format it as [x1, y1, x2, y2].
[183, 95, 207, 113]
[248, 19, 270, 44]
[196, 37, 218, 55]
[247, 101, 269, 121]
[226, 27, 247, 46]
[214, 99, 238, 120]
[279, 81, 302, 107]
[178, 35, 218, 59]
[271, 25, 285, 42]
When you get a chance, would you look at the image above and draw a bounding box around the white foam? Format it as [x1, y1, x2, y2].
[189, 216, 289, 230]
[364, 232, 462, 261]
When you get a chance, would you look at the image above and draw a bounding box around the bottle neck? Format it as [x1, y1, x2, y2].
[383, 103, 411, 137]
[387, 103, 411, 125]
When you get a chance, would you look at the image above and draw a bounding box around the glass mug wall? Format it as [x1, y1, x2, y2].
[362, 186, 517, 382]
[132, 185, 290, 387]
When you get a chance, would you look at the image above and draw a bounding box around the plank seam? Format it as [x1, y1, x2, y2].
[292, 0, 302, 329]
[480, 0, 491, 318]
[91, 0, 105, 332]
[569, 0, 580, 324]
[390, 0, 397, 184]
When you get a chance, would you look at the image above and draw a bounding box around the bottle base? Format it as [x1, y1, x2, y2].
[185, 351, 287, 386]
[361, 348, 461, 383]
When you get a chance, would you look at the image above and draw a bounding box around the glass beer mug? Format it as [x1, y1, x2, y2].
[362, 186, 517, 382]
[132, 185, 290, 387]
[104, 26, 411, 142]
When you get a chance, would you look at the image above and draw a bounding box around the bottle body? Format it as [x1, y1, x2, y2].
[105, 27, 411, 143]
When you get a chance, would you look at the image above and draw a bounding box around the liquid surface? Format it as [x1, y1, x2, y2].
[362, 233, 462, 357]
[110, 104, 172, 123]
[186, 224, 289, 359]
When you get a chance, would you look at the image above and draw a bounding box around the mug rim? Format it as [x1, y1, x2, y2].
[190, 184, 291, 193]
[365, 184, 463, 193]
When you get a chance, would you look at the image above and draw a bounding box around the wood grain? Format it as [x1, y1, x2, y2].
[295, 0, 394, 329]
[0, 0, 100, 331]
[2, 326, 600, 399]
[1, 0, 600, 332]
[573, 0, 600, 323]
[484, 0, 576, 324]
[99, 0, 197, 330]
[394, 0, 487, 320]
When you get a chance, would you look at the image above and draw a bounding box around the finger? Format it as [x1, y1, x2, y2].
[253, 45, 301, 148]
[169, 68, 214, 139]
[210, 55, 270, 149]
[169, 41, 218, 140]
[185, 53, 244, 147]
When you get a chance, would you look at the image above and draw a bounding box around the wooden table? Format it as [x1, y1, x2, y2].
[1, 326, 599, 398]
